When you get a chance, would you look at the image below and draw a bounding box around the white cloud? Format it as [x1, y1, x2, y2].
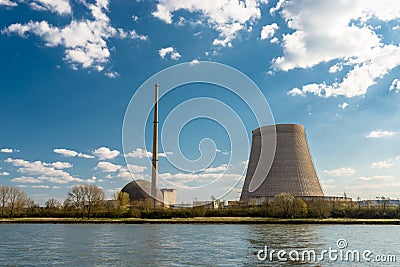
[124, 148, 152, 158]
[239, 160, 249, 167]
[95, 161, 146, 181]
[0, 0, 17, 7]
[48, 161, 72, 169]
[272, 0, 400, 98]
[116, 164, 147, 180]
[389, 78, 400, 93]
[0, 171, 10, 176]
[158, 46, 181, 60]
[125, 164, 146, 173]
[95, 161, 122, 173]
[5, 158, 83, 184]
[85, 175, 97, 183]
[260, 23, 279, 40]
[338, 102, 349, 109]
[323, 167, 355, 177]
[356, 175, 394, 182]
[53, 148, 95, 158]
[12, 176, 42, 183]
[160, 172, 242, 184]
[31, 185, 50, 188]
[366, 130, 395, 138]
[124, 148, 172, 158]
[190, 59, 200, 65]
[329, 63, 343, 73]
[215, 149, 230, 155]
[203, 164, 228, 173]
[371, 160, 395, 169]
[0, 148, 19, 153]
[128, 29, 148, 41]
[92, 146, 120, 160]
[2, 0, 147, 71]
[152, 0, 263, 47]
[29, 0, 72, 15]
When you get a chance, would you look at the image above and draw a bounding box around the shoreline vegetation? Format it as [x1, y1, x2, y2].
[2, 185, 400, 223]
[1, 217, 400, 224]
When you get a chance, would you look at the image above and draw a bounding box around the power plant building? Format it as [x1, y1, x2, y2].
[240, 124, 325, 204]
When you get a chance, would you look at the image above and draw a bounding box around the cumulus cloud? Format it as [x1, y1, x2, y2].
[389, 78, 400, 93]
[356, 175, 394, 182]
[260, 23, 279, 40]
[158, 46, 181, 60]
[371, 160, 395, 169]
[0, 0, 17, 7]
[5, 158, 83, 184]
[31, 185, 50, 188]
[11, 176, 42, 183]
[323, 167, 355, 177]
[272, 0, 400, 98]
[48, 161, 73, 169]
[366, 130, 395, 138]
[54, 148, 95, 158]
[115, 164, 147, 180]
[329, 63, 343, 73]
[124, 148, 152, 158]
[160, 172, 242, 185]
[95, 161, 122, 173]
[0, 148, 19, 153]
[29, 0, 72, 15]
[203, 164, 228, 173]
[96, 161, 146, 181]
[92, 146, 120, 160]
[2, 0, 147, 72]
[0, 171, 10, 176]
[152, 0, 264, 47]
[239, 160, 249, 167]
[124, 148, 172, 158]
[338, 102, 349, 109]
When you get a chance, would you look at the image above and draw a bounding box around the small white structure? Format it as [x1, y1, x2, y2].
[161, 188, 177, 208]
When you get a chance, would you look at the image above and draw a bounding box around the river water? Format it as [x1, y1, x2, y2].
[0, 224, 398, 266]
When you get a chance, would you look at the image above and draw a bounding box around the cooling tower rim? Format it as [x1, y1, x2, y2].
[252, 124, 304, 136]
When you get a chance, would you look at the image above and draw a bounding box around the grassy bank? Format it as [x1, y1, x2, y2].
[1, 217, 400, 224]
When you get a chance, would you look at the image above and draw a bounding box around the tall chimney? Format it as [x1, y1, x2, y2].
[151, 84, 159, 208]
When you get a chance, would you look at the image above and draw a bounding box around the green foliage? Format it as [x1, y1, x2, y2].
[307, 199, 332, 219]
[1, 185, 399, 220]
[113, 192, 130, 218]
[271, 193, 308, 218]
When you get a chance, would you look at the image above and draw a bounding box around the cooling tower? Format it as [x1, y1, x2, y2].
[240, 124, 324, 202]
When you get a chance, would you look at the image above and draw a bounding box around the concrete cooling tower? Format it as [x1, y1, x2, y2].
[240, 124, 324, 203]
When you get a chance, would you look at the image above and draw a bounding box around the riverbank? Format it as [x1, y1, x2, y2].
[1, 217, 400, 224]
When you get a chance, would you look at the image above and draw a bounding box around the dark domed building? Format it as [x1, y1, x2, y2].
[121, 180, 162, 202]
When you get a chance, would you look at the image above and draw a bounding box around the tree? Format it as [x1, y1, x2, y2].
[271, 193, 307, 218]
[84, 184, 105, 219]
[8, 186, 27, 218]
[45, 198, 62, 210]
[0, 186, 10, 218]
[113, 191, 130, 217]
[307, 199, 332, 219]
[67, 184, 105, 219]
[357, 196, 361, 211]
[68, 185, 86, 218]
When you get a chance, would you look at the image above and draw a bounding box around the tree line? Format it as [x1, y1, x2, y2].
[1, 185, 400, 219]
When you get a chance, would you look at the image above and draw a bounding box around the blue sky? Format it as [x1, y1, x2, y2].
[1, 0, 400, 205]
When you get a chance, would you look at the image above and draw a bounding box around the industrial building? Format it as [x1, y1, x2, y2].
[240, 124, 326, 204]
